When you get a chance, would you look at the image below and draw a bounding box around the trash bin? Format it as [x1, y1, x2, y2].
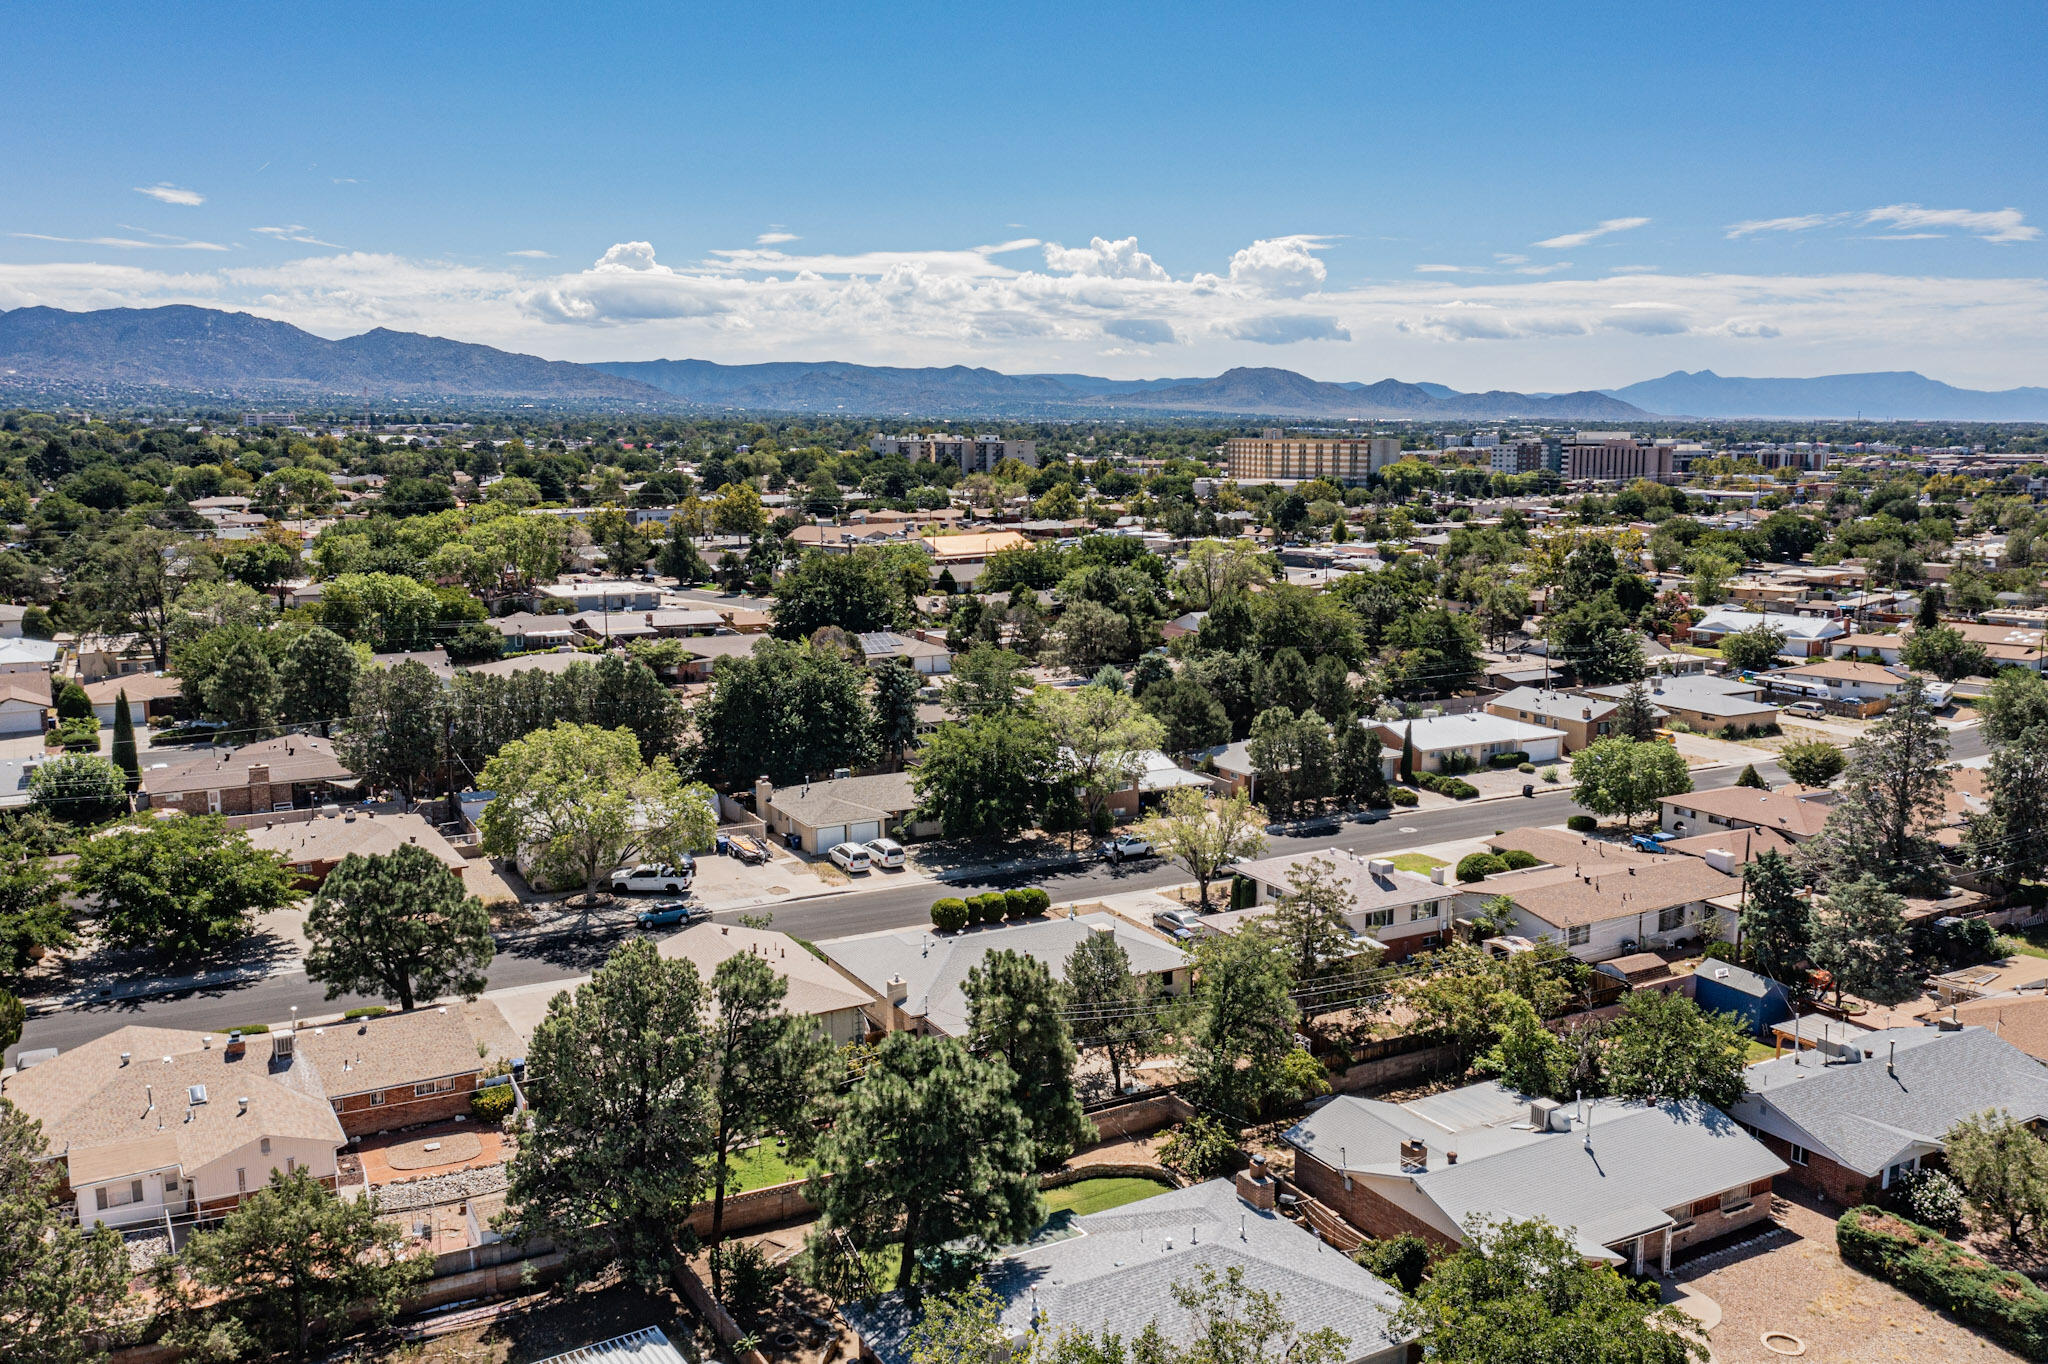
[786, 831, 801, 850]
[1522, 784, 1535, 798]
[715, 833, 730, 856]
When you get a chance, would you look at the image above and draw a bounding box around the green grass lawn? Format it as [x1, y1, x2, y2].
[1391, 853, 1446, 873]
[1744, 1038, 1779, 1065]
[2000, 928, 2048, 960]
[1041, 1176, 1172, 1218]
[725, 1142, 804, 1193]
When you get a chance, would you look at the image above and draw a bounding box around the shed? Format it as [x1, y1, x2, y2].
[1691, 960, 1794, 1037]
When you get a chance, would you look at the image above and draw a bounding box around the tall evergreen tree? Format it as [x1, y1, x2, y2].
[109, 691, 140, 792]
[1962, 719, 2048, 895]
[1798, 677, 1950, 891]
[870, 658, 922, 767]
[1063, 929, 1151, 1095]
[1611, 680, 1660, 741]
[0, 1100, 131, 1364]
[964, 949, 1093, 1164]
[1183, 931, 1300, 1120]
[1739, 849, 1810, 983]
[302, 844, 495, 1011]
[277, 626, 359, 734]
[1809, 874, 1917, 1009]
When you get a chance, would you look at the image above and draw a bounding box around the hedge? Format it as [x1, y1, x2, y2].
[931, 897, 969, 931]
[1488, 751, 1530, 769]
[1499, 849, 1540, 870]
[1389, 788, 1420, 806]
[470, 1083, 517, 1123]
[343, 1005, 390, 1021]
[1413, 772, 1477, 799]
[1456, 852, 1508, 882]
[1006, 887, 1051, 918]
[972, 892, 1007, 923]
[1566, 814, 1598, 833]
[1837, 1206, 2048, 1359]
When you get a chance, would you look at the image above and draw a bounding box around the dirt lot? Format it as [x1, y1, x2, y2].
[1681, 1186, 2024, 1364]
[380, 1282, 710, 1364]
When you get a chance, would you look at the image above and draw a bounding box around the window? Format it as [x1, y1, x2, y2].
[1360, 908, 1394, 929]
[1410, 901, 1438, 922]
[164, 1176, 178, 1193]
[1658, 905, 1686, 933]
[236, 1168, 247, 1193]
[260, 1138, 271, 1156]
[1719, 1187, 1754, 1215]
[1567, 924, 1591, 947]
[286, 1157, 297, 1174]
[415, 1077, 457, 1097]
[369, 1091, 386, 1106]
[1786, 1143, 1808, 1166]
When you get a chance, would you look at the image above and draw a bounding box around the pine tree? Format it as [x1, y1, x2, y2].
[0, 1101, 130, 1364]
[109, 691, 140, 793]
[965, 949, 1093, 1165]
[1063, 929, 1152, 1094]
[1398, 723, 1415, 783]
[1734, 763, 1768, 790]
[302, 844, 495, 1010]
[1810, 874, 1916, 1009]
[1798, 677, 1950, 891]
[1611, 680, 1659, 741]
[1739, 849, 1810, 983]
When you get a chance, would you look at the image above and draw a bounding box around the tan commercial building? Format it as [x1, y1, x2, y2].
[1562, 432, 1675, 483]
[1224, 431, 1402, 485]
[868, 433, 1037, 474]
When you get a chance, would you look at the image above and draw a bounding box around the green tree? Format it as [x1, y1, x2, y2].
[1739, 849, 1810, 982]
[1246, 706, 1335, 820]
[1963, 720, 2048, 894]
[1718, 622, 1787, 673]
[772, 548, 906, 639]
[69, 816, 293, 955]
[1183, 931, 1300, 1119]
[0, 1098, 132, 1364]
[316, 571, 440, 652]
[1259, 855, 1374, 1013]
[870, 658, 922, 767]
[202, 631, 282, 741]
[943, 642, 1029, 716]
[1809, 874, 1916, 1008]
[1979, 669, 2048, 745]
[78, 525, 217, 669]
[335, 659, 446, 800]
[1610, 680, 1660, 742]
[912, 711, 1058, 839]
[1139, 674, 1232, 754]
[1798, 677, 1950, 891]
[478, 723, 715, 903]
[964, 949, 1093, 1164]
[109, 692, 140, 792]
[1139, 788, 1266, 909]
[1734, 763, 1767, 789]
[1945, 1110, 2048, 1248]
[1333, 723, 1387, 808]
[1543, 599, 1644, 686]
[277, 626, 359, 734]
[704, 951, 831, 1290]
[905, 1282, 1009, 1364]
[1601, 990, 1748, 1108]
[506, 939, 715, 1287]
[1477, 993, 1568, 1099]
[302, 845, 494, 1011]
[810, 1032, 1041, 1294]
[158, 1168, 428, 1362]
[1038, 683, 1166, 838]
[1397, 1218, 1706, 1364]
[1902, 624, 1990, 682]
[693, 639, 877, 787]
[1383, 607, 1484, 697]
[28, 753, 127, 826]
[0, 846, 68, 975]
[1777, 739, 1846, 788]
[1063, 929, 1153, 1094]
[1568, 737, 1693, 833]
[1051, 599, 1137, 674]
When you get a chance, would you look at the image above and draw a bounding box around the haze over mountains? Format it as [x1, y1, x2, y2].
[1, 304, 2043, 421]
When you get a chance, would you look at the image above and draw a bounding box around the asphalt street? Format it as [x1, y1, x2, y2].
[9, 724, 1987, 1063]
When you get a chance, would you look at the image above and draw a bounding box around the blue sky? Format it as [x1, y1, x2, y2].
[4, 2, 2046, 389]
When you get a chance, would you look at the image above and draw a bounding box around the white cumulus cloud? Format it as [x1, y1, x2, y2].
[1042, 236, 1169, 281]
[1218, 235, 1331, 297]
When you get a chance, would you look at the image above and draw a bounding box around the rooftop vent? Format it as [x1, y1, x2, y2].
[187, 1084, 208, 1105]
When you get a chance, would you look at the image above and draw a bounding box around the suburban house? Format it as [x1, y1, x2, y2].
[1918, 619, 2046, 672]
[920, 530, 1034, 585]
[234, 807, 471, 888]
[1661, 824, 1803, 869]
[1659, 785, 1836, 841]
[533, 579, 661, 613]
[1688, 607, 1844, 658]
[486, 612, 580, 652]
[1161, 610, 1207, 640]
[673, 633, 765, 682]
[856, 631, 953, 674]
[1730, 1025, 2048, 1204]
[757, 772, 929, 854]
[1829, 632, 1906, 665]
[573, 608, 727, 641]
[1484, 826, 1657, 875]
[1950, 995, 2048, 1064]
[1284, 1083, 1785, 1273]
[1374, 713, 1566, 777]
[81, 672, 184, 728]
[140, 735, 358, 815]
[841, 1178, 1410, 1364]
[658, 921, 877, 1046]
[1484, 687, 1638, 754]
[0, 674, 51, 736]
[1102, 749, 1215, 816]
[0, 1025, 346, 1228]
[293, 1003, 521, 1138]
[1764, 659, 1917, 704]
[822, 915, 1187, 1036]
[1580, 673, 1781, 735]
[1225, 847, 1453, 960]
[1459, 857, 1742, 960]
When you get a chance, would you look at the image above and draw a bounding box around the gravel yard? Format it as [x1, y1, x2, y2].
[370, 1162, 508, 1214]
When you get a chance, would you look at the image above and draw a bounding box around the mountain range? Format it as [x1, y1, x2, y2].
[1, 303, 2043, 421]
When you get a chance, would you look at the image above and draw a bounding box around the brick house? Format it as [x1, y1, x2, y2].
[234, 807, 470, 889]
[140, 734, 357, 815]
[1730, 1024, 2048, 1205]
[293, 1005, 518, 1138]
[1283, 1082, 1785, 1274]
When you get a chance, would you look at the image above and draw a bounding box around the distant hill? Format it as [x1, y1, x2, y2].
[597, 358, 1650, 420]
[1605, 369, 2048, 421]
[0, 305, 675, 407]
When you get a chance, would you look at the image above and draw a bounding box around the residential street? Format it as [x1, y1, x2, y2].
[8, 723, 1987, 1063]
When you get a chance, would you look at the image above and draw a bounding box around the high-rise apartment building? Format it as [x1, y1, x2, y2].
[1561, 432, 1675, 483]
[869, 433, 1038, 474]
[1223, 430, 1403, 484]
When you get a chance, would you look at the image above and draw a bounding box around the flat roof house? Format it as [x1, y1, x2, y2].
[1581, 673, 1781, 735]
[1460, 857, 1742, 961]
[1374, 713, 1566, 777]
[1224, 848, 1454, 961]
[1731, 1025, 2048, 1205]
[1688, 608, 1844, 658]
[534, 579, 661, 613]
[841, 1178, 1409, 1364]
[822, 914, 1187, 1036]
[1284, 1082, 1785, 1274]
[856, 631, 953, 675]
[1764, 659, 1916, 704]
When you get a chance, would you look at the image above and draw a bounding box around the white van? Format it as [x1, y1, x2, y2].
[828, 842, 873, 873]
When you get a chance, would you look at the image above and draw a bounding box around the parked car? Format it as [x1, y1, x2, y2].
[637, 899, 710, 929]
[1784, 700, 1828, 719]
[1099, 833, 1154, 863]
[829, 842, 872, 873]
[1152, 907, 1203, 941]
[608, 858, 697, 894]
[728, 834, 771, 864]
[863, 837, 906, 868]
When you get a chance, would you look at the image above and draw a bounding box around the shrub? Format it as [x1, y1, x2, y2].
[342, 1005, 390, 1021]
[1158, 1114, 1241, 1179]
[224, 1022, 270, 1036]
[1516, 762, 1536, 774]
[1456, 852, 1509, 882]
[1566, 814, 1598, 833]
[1489, 751, 1530, 769]
[1012, 887, 1051, 916]
[1541, 765, 1561, 784]
[975, 892, 1007, 923]
[1885, 1168, 1968, 1239]
[470, 1083, 516, 1122]
[1837, 1205, 2048, 1359]
[1499, 849, 1540, 870]
[1701, 940, 1740, 962]
[1356, 1233, 1433, 1295]
[1389, 788, 1419, 807]
[930, 897, 969, 932]
[1438, 778, 1479, 800]
[1437, 751, 1475, 776]
[709, 1240, 785, 1314]
[1004, 888, 1035, 919]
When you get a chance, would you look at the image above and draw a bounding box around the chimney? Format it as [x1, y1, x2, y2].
[754, 774, 774, 813]
[246, 763, 270, 787]
[886, 975, 908, 1005]
[1398, 1139, 1428, 1172]
[1234, 1167, 1277, 1210]
[225, 1030, 246, 1059]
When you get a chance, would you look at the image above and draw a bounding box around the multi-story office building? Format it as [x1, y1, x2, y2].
[1223, 430, 1403, 484]
[869, 433, 1038, 474]
[1561, 432, 1675, 483]
[1488, 440, 1557, 475]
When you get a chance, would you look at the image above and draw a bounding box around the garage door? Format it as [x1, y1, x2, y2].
[847, 821, 883, 846]
[0, 702, 44, 735]
[813, 825, 846, 851]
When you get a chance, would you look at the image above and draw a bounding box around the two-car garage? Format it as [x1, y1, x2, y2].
[758, 773, 918, 855]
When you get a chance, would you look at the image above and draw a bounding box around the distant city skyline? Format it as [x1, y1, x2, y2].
[3, 2, 2045, 389]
